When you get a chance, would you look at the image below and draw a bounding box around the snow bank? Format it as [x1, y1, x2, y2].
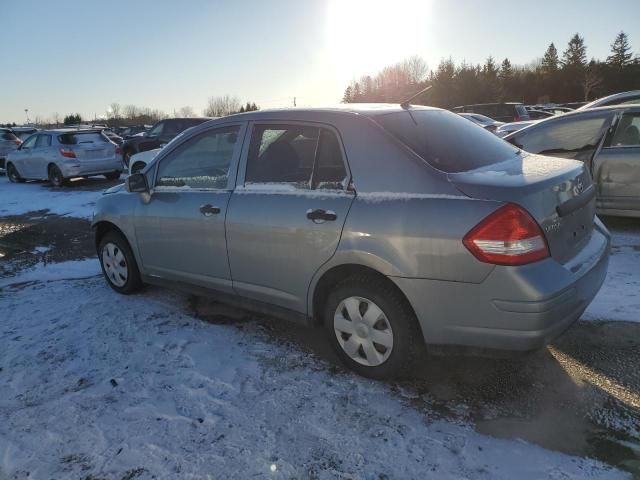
[0, 181, 101, 219]
[0, 265, 626, 479]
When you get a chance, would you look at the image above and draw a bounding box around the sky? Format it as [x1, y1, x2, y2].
[1, 0, 639, 123]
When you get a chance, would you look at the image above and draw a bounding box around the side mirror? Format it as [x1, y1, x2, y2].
[126, 173, 149, 193]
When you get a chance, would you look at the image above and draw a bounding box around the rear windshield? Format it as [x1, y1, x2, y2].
[374, 110, 520, 173]
[1, 129, 18, 141]
[58, 132, 107, 145]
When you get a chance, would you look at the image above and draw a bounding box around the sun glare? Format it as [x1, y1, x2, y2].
[326, 0, 431, 82]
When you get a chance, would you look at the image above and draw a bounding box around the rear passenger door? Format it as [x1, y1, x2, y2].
[226, 122, 354, 315]
[31, 134, 52, 179]
[593, 111, 640, 212]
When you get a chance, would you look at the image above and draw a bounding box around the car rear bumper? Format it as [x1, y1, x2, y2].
[391, 219, 610, 351]
[60, 159, 124, 177]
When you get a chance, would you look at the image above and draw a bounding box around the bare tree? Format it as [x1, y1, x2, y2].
[176, 105, 196, 117]
[404, 55, 428, 84]
[583, 65, 603, 101]
[51, 112, 61, 127]
[109, 102, 121, 120]
[123, 104, 139, 120]
[203, 95, 241, 117]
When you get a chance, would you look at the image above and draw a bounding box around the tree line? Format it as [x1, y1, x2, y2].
[342, 32, 640, 109]
[1, 95, 260, 128]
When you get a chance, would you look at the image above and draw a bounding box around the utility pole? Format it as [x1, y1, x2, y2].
[24, 108, 30, 125]
[293, 97, 297, 107]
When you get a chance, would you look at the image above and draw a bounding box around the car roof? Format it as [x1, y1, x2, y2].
[453, 102, 523, 108]
[579, 90, 640, 110]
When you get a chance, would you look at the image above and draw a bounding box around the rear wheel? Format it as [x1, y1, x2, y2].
[98, 231, 142, 294]
[7, 163, 25, 183]
[48, 164, 66, 187]
[104, 171, 121, 181]
[324, 274, 422, 379]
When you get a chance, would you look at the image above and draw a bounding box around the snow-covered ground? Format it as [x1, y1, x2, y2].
[0, 181, 101, 219]
[0, 261, 628, 479]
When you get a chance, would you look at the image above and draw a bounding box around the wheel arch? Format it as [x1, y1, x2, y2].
[94, 220, 131, 252]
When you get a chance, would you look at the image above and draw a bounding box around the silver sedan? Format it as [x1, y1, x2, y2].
[92, 105, 610, 378]
[6, 128, 124, 186]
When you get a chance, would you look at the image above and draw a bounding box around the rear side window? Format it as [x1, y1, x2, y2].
[374, 110, 520, 173]
[515, 105, 529, 118]
[35, 135, 51, 147]
[58, 132, 107, 145]
[1, 130, 17, 141]
[245, 125, 347, 189]
[511, 114, 612, 155]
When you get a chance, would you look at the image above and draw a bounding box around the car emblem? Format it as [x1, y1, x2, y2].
[572, 179, 584, 196]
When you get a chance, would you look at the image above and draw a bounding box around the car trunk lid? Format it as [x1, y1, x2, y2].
[448, 153, 596, 264]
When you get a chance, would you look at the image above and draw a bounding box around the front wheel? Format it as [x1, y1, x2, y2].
[324, 274, 422, 379]
[7, 163, 25, 183]
[98, 231, 142, 294]
[48, 165, 66, 187]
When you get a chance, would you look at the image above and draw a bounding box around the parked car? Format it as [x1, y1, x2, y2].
[540, 107, 574, 115]
[121, 118, 209, 167]
[505, 105, 640, 217]
[93, 105, 609, 378]
[457, 113, 504, 133]
[495, 120, 537, 137]
[0, 128, 22, 173]
[526, 109, 554, 120]
[118, 125, 151, 139]
[100, 128, 124, 146]
[6, 129, 123, 186]
[11, 127, 39, 141]
[452, 102, 530, 122]
[578, 90, 640, 110]
[128, 148, 161, 174]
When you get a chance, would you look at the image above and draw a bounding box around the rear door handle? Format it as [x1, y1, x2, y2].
[200, 204, 221, 217]
[306, 208, 337, 223]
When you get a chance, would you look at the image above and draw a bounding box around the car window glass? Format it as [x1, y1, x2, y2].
[148, 122, 164, 137]
[21, 135, 37, 149]
[163, 121, 182, 136]
[610, 113, 640, 147]
[1, 130, 18, 141]
[313, 129, 347, 189]
[245, 125, 320, 189]
[58, 132, 107, 145]
[155, 125, 240, 189]
[513, 115, 610, 155]
[35, 135, 51, 148]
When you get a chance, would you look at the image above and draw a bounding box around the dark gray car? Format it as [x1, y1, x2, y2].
[505, 105, 640, 218]
[92, 105, 610, 378]
[0, 128, 21, 173]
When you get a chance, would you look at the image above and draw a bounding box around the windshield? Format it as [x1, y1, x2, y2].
[374, 110, 520, 173]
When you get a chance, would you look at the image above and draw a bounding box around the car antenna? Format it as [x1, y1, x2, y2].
[400, 85, 433, 109]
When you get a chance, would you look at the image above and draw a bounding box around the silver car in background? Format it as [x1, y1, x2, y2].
[6, 128, 124, 186]
[0, 128, 22, 173]
[93, 105, 610, 378]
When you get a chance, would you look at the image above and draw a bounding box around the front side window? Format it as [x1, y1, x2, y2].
[35, 135, 51, 148]
[147, 122, 164, 137]
[245, 124, 347, 190]
[609, 113, 640, 147]
[155, 125, 240, 189]
[21, 135, 37, 149]
[512, 114, 612, 156]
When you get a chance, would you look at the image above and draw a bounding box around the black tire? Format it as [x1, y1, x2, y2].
[48, 164, 66, 187]
[98, 230, 142, 294]
[104, 171, 121, 181]
[7, 163, 25, 183]
[324, 274, 422, 379]
[131, 162, 146, 174]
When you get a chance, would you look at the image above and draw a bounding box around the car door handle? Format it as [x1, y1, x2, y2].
[306, 208, 337, 223]
[199, 204, 221, 217]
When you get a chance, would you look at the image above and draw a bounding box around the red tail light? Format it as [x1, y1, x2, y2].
[59, 148, 76, 159]
[115, 147, 121, 155]
[513, 116, 521, 122]
[463, 204, 549, 266]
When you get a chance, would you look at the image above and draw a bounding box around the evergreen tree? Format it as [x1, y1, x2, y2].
[352, 82, 362, 102]
[499, 58, 514, 100]
[251, 102, 258, 111]
[542, 43, 559, 73]
[562, 33, 587, 68]
[342, 86, 353, 103]
[607, 31, 633, 68]
[239, 105, 245, 113]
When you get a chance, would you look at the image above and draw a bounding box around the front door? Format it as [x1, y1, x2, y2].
[226, 122, 354, 314]
[134, 123, 245, 292]
[594, 111, 640, 213]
